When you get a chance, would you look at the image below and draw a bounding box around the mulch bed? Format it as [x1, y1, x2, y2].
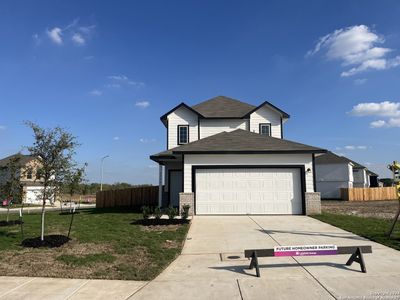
[131, 218, 190, 226]
[0, 220, 24, 227]
[21, 235, 71, 248]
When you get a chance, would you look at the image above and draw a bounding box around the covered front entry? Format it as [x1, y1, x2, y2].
[194, 167, 303, 215]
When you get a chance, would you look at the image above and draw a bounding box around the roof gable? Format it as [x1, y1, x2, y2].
[0, 153, 36, 167]
[245, 101, 290, 118]
[191, 96, 256, 118]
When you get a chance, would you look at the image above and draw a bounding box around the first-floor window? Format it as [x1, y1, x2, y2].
[259, 123, 271, 136]
[178, 125, 189, 144]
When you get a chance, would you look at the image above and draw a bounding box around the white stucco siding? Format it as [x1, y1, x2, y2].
[316, 181, 352, 199]
[183, 153, 314, 193]
[167, 107, 198, 149]
[353, 169, 368, 187]
[249, 106, 282, 138]
[315, 163, 355, 199]
[199, 119, 248, 139]
[315, 163, 352, 182]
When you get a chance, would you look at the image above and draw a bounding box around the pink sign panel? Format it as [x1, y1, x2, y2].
[274, 245, 338, 257]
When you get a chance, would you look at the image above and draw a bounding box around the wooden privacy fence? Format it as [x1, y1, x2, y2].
[341, 187, 398, 201]
[96, 186, 159, 208]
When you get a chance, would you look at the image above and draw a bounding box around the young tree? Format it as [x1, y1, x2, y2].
[25, 122, 79, 241]
[0, 155, 24, 222]
[64, 164, 87, 212]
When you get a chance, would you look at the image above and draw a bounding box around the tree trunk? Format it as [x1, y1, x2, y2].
[40, 190, 46, 241]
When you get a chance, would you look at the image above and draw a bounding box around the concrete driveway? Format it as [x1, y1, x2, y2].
[132, 216, 400, 300]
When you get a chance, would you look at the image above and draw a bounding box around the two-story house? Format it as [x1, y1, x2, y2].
[0, 153, 45, 204]
[150, 96, 326, 215]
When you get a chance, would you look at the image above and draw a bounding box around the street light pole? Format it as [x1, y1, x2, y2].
[100, 155, 110, 191]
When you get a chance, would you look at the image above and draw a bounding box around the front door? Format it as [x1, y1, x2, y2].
[169, 170, 183, 207]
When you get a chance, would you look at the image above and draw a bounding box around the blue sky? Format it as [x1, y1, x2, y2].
[1, 0, 400, 183]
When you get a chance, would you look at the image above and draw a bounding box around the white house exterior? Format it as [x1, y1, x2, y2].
[315, 152, 378, 199]
[151, 96, 326, 215]
[0, 153, 46, 204]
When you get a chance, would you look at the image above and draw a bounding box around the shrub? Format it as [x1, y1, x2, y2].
[181, 204, 190, 220]
[166, 206, 178, 219]
[154, 206, 162, 219]
[141, 206, 151, 219]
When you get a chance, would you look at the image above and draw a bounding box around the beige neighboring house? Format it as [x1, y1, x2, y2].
[0, 153, 47, 204]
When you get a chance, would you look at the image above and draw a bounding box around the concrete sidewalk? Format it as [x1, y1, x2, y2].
[131, 216, 400, 300]
[1, 216, 400, 299]
[0, 277, 148, 300]
[0, 204, 95, 215]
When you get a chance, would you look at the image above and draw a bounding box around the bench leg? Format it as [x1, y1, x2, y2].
[346, 247, 366, 273]
[248, 251, 260, 277]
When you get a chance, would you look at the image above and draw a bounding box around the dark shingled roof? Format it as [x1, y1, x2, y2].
[315, 152, 351, 165]
[150, 130, 325, 161]
[191, 96, 256, 118]
[315, 152, 367, 169]
[0, 153, 35, 167]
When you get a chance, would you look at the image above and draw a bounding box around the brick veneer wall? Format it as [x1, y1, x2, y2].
[179, 193, 194, 216]
[305, 192, 321, 215]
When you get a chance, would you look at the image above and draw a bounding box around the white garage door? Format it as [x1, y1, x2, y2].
[195, 168, 303, 215]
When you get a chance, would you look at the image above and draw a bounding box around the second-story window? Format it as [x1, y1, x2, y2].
[26, 170, 33, 179]
[259, 123, 271, 136]
[178, 125, 189, 145]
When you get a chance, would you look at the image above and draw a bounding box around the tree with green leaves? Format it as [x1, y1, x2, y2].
[0, 154, 25, 222]
[25, 121, 79, 241]
[63, 164, 87, 212]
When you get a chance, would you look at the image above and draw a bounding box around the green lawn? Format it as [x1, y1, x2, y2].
[0, 208, 190, 280]
[312, 212, 400, 251]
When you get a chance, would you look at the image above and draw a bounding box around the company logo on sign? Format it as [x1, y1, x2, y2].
[273, 245, 338, 256]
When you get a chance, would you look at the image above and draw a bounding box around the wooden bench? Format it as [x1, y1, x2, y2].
[244, 245, 372, 277]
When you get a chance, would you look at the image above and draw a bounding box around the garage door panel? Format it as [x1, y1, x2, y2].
[195, 168, 302, 215]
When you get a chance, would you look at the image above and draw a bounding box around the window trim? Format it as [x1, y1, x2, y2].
[259, 123, 271, 136]
[177, 125, 189, 145]
[26, 170, 33, 179]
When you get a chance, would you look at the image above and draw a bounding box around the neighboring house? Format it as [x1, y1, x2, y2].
[315, 152, 380, 199]
[150, 96, 326, 215]
[0, 153, 45, 204]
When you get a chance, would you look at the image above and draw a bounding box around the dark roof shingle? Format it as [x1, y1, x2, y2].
[0, 153, 35, 167]
[172, 129, 325, 154]
[191, 96, 256, 118]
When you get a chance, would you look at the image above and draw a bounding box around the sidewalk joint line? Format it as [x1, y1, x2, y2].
[0, 277, 36, 298]
[64, 279, 90, 299]
[236, 279, 244, 300]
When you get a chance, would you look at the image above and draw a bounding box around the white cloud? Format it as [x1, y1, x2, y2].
[135, 101, 150, 108]
[105, 83, 121, 88]
[89, 89, 102, 96]
[370, 120, 387, 128]
[108, 75, 129, 81]
[84, 55, 94, 60]
[308, 25, 400, 77]
[350, 101, 400, 129]
[140, 138, 156, 143]
[113, 136, 120, 141]
[128, 81, 145, 87]
[344, 145, 367, 150]
[72, 33, 85, 45]
[354, 78, 367, 85]
[107, 75, 145, 88]
[349, 101, 400, 117]
[388, 118, 400, 127]
[32, 33, 41, 46]
[0, 125, 6, 130]
[47, 27, 63, 45]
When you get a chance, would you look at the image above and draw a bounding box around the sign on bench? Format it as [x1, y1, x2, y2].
[244, 245, 372, 277]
